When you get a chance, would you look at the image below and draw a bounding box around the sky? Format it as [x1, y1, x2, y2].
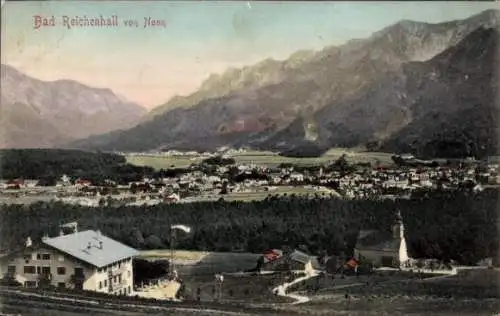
[1, 1, 498, 109]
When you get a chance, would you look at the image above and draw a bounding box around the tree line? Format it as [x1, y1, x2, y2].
[0, 189, 497, 265]
[0, 149, 186, 185]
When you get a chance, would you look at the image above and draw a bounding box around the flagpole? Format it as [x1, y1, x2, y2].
[169, 224, 191, 280]
[170, 228, 175, 278]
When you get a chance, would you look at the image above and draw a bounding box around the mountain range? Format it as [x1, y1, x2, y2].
[4, 10, 499, 158]
[0, 65, 146, 148]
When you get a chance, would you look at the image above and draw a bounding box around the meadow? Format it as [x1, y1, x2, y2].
[183, 185, 340, 203]
[125, 149, 394, 169]
[139, 249, 260, 275]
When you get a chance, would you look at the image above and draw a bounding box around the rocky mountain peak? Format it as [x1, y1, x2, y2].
[1, 64, 146, 148]
[68, 9, 500, 155]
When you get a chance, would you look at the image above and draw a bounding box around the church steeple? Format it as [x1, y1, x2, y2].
[393, 210, 404, 239]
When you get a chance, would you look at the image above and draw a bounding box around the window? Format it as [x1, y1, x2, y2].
[23, 254, 31, 260]
[58, 255, 64, 262]
[41, 267, 51, 274]
[113, 276, 117, 283]
[118, 274, 122, 283]
[25, 281, 37, 288]
[127, 271, 131, 277]
[104, 279, 107, 287]
[99, 281, 103, 289]
[42, 253, 50, 260]
[74, 267, 84, 276]
[7, 266, 16, 273]
[57, 267, 66, 275]
[35, 253, 41, 260]
[57, 282, 65, 288]
[36, 266, 41, 274]
[128, 286, 131, 294]
[23, 266, 35, 274]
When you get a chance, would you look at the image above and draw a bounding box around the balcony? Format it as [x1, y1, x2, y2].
[108, 279, 127, 292]
[107, 266, 125, 277]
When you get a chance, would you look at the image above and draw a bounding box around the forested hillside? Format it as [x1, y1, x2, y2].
[0, 149, 154, 184]
[0, 189, 497, 265]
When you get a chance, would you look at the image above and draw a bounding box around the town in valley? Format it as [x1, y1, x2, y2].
[1, 3, 499, 316]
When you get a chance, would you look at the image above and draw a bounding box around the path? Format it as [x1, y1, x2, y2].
[271, 271, 320, 305]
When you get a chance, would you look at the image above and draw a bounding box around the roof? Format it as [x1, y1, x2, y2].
[292, 250, 322, 269]
[263, 249, 283, 263]
[290, 250, 312, 264]
[355, 230, 399, 252]
[43, 230, 139, 268]
[0, 244, 43, 263]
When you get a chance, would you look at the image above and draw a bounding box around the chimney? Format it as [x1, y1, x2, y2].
[59, 229, 64, 236]
[25, 237, 32, 247]
[87, 242, 92, 250]
[99, 241, 103, 249]
[42, 234, 49, 241]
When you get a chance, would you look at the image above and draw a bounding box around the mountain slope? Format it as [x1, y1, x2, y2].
[381, 27, 499, 158]
[69, 9, 499, 152]
[0, 102, 67, 148]
[270, 26, 499, 158]
[0, 65, 147, 148]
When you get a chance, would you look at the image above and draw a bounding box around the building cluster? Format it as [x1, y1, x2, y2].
[323, 163, 499, 199]
[1, 158, 498, 206]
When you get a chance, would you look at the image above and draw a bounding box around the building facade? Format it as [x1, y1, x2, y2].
[0, 230, 139, 295]
[260, 249, 320, 273]
[353, 212, 409, 268]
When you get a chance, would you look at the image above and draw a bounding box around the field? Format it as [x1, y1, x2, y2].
[223, 185, 339, 201]
[139, 250, 261, 275]
[286, 268, 500, 315]
[126, 149, 394, 169]
[181, 273, 293, 304]
[181, 185, 340, 203]
[139, 249, 291, 305]
[2, 268, 498, 315]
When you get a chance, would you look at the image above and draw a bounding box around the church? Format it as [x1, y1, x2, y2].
[353, 211, 409, 268]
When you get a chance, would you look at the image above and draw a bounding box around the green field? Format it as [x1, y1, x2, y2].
[222, 186, 340, 202]
[126, 155, 201, 169]
[126, 149, 394, 170]
[139, 249, 261, 275]
[179, 186, 340, 203]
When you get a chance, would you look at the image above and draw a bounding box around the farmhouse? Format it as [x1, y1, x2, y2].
[259, 249, 320, 274]
[6, 179, 24, 189]
[0, 230, 139, 295]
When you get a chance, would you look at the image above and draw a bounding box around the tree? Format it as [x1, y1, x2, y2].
[145, 235, 163, 249]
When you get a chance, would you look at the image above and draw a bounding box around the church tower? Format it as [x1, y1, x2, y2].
[393, 210, 409, 267]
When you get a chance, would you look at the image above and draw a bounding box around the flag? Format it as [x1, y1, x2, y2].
[61, 221, 78, 228]
[171, 224, 191, 233]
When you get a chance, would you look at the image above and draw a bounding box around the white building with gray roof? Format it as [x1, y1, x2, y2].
[0, 229, 139, 296]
